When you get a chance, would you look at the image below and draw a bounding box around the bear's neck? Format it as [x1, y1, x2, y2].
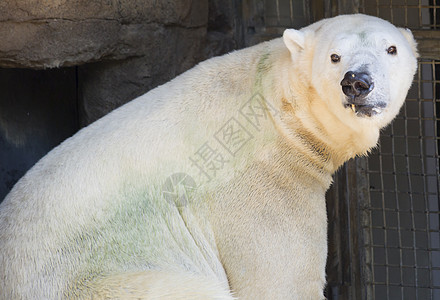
[274, 94, 368, 173]
[270, 136, 334, 190]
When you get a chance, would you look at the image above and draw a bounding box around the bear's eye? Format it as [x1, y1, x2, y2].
[387, 46, 397, 55]
[330, 54, 341, 63]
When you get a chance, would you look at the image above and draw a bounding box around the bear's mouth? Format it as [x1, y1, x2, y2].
[344, 103, 384, 117]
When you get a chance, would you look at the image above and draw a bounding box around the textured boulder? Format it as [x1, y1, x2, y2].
[78, 26, 207, 126]
[0, 0, 208, 68]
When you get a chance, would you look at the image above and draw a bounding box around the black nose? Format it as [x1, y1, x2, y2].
[340, 71, 373, 98]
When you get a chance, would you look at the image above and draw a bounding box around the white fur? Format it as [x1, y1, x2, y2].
[0, 14, 417, 299]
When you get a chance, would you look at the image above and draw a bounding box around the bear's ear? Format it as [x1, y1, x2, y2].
[283, 29, 305, 54]
[398, 28, 419, 58]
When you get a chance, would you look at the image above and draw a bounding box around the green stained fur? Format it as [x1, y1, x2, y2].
[64, 186, 208, 297]
[254, 51, 272, 92]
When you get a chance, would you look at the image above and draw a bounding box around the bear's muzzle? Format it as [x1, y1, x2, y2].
[340, 71, 384, 117]
[341, 71, 374, 98]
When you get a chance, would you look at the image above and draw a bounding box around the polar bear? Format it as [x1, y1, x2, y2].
[0, 14, 417, 299]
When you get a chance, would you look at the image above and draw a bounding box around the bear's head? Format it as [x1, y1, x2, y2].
[283, 14, 418, 130]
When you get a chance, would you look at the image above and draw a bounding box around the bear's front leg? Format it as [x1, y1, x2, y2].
[214, 204, 328, 299]
[210, 170, 329, 299]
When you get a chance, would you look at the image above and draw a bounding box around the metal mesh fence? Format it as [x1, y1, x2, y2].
[362, 60, 440, 299]
[262, 0, 308, 29]
[359, 1, 440, 299]
[241, 0, 309, 46]
[362, 0, 439, 29]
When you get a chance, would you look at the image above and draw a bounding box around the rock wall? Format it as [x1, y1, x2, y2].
[76, 25, 208, 125]
[0, 0, 244, 124]
[0, 0, 208, 69]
